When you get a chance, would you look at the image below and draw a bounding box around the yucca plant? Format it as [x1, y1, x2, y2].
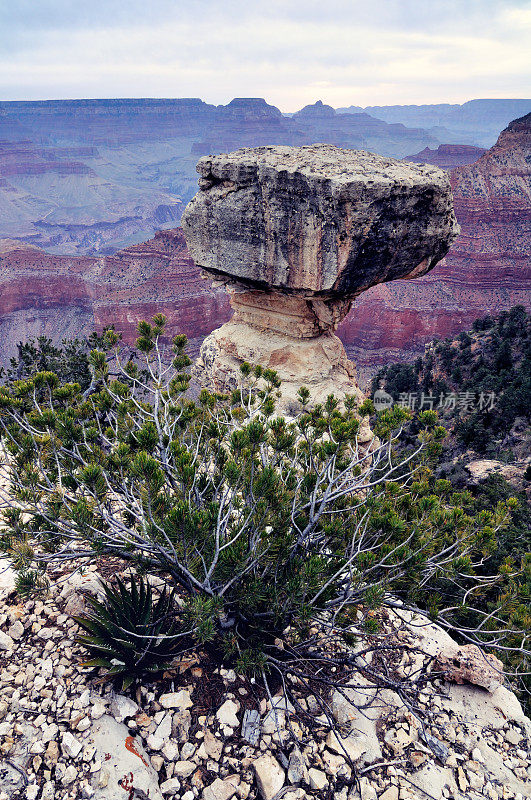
[75, 576, 184, 689]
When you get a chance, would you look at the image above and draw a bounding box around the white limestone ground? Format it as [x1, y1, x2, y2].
[0, 562, 529, 800]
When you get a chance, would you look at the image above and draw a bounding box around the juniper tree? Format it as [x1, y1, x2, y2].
[0, 316, 527, 690]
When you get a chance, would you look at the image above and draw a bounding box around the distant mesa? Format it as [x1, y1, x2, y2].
[219, 98, 283, 119]
[335, 105, 364, 114]
[405, 143, 487, 169]
[293, 100, 336, 118]
[365, 98, 531, 147]
[338, 99, 531, 148]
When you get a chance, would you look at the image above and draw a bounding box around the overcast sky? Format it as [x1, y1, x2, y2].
[0, 0, 529, 110]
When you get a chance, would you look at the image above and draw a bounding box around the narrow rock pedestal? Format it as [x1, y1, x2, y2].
[196, 318, 361, 412]
[182, 145, 459, 410]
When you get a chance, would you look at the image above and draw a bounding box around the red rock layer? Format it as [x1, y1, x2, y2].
[337, 114, 531, 377]
[0, 229, 230, 365]
[404, 144, 486, 169]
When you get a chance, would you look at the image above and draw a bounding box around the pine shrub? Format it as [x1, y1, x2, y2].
[0, 316, 525, 686]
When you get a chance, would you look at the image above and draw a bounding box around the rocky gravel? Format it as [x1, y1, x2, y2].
[0, 561, 530, 800]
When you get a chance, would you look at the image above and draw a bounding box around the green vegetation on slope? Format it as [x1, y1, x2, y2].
[372, 305, 530, 461]
[372, 307, 530, 703]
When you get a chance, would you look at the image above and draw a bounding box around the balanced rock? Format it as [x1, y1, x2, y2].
[182, 145, 459, 407]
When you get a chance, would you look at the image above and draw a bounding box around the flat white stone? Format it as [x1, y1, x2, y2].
[61, 731, 82, 759]
[110, 694, 138, 722]
[159, 690, 193, 710]
[202, 775, 240, 800]
[172, 761, 196, 778]
[155, 713, 172, 741]
[216, 699, 240, 729]
[8, 620, 24, 640]
[162, 740, 180, 761]
[160, 778, 181, 795]
[147, 734, 164, 751]
[253, 754, 285, 800]
[87, 714, 163, 800]
[0, 630, 14, 651]
[308, 768, 328, 791]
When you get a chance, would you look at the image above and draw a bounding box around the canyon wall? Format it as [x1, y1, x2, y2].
[0, 133, 182, 254]
[338, 113, 531, 380]
[0, 113, 529, 380]
[0, 229, 229, 367]
[0, 98, 444, 255]
[1, 97, 528, 257]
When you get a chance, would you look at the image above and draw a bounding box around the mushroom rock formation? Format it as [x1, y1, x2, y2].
[182, 145, 459, 410]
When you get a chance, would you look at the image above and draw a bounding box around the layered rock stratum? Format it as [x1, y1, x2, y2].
[339, 112, 531, 376]
[0, 229, 229, 367]
[181, 145, 458, 405]
[0, 114, 529, 378]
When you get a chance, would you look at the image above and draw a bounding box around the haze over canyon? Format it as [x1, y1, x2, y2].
[0, 97, 529, 377]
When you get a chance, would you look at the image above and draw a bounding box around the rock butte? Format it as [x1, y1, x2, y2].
[184, 145, 459, 408]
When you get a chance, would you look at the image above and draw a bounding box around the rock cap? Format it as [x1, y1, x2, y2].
[182, 144, 459, 297]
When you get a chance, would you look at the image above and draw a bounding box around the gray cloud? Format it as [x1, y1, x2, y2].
[0, 1, 529, 107]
